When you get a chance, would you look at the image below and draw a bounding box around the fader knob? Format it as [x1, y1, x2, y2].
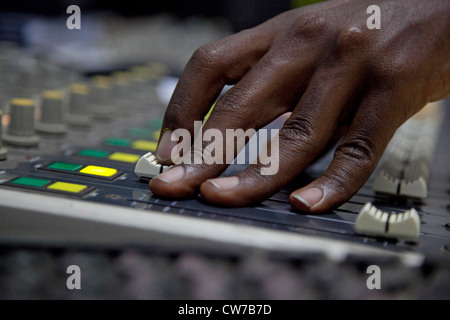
[66, 83, 92, 126]
[355, 202, 421, 241]
[0, 111, 8, 160]
[3, 98, 39, 147]
[134, 152, 173, 178]
[35, 90, 68, 134]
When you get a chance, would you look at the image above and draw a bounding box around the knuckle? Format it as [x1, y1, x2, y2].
[366, 42, 414, 84]
[287, 14, 330, 41]
[335, 26, 369, 52]
[336, 136, 378, 169]
[215, 88, 249, 115]
[371, 57, 411, 83]
[280, 116, 318, 149]
[190, 42, 226, 70]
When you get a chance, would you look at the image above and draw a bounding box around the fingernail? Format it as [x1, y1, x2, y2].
[156, 129, 177, 162]
[155, 166, 185, 184]
[207, 176, 240, 192]
[293, 187, 324, 208]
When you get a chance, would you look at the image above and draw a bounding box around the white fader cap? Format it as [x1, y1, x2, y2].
[135, 152, 172, 178]
[355, 202, 421, 241]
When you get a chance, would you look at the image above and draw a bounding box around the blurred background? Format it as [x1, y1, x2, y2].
[0, 0, 323, 74]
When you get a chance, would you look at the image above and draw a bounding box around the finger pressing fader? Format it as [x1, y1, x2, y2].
[134, 152, 173, 178]
[355, 202, 421, 241]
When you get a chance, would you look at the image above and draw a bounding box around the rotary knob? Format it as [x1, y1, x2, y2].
[35, 90, 68, 134]
[91, 76, 117, 118]
[66, 83, 92, 127]
[3, 98, 39, 147]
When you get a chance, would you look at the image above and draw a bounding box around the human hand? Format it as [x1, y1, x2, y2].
[150, 0, 450, 212]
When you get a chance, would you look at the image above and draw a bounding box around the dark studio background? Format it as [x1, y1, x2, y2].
[0, 0, 293, 31]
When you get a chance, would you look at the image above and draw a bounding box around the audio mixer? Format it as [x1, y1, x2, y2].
[0, 43, 449, 298]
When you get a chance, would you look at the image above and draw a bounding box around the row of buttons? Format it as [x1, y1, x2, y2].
[41, 162, 122, 180]
[78, 149, 141, 164]
[2, 161, 123, 197]
[128, 127, 160, 140]
[105, 138, 158, 151]
[6, 176, 95, 197]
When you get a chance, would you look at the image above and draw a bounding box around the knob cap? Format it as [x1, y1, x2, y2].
[3, 98, 39, 147]
[35, 90, 68, 134]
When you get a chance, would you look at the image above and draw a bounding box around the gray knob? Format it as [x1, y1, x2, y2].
[3, 98, 39, 147]
[91, 76, 117, 118]
[112, 71, 132, 114]
[0, 110, 7, 160]
[35, 90, 68, 134]
[66, 83, 92, 126]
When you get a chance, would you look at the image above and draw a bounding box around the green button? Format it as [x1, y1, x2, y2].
[128, 127, 152, 138]
[47, 162, 83, 171]
[11, 177, 51, 188]
[105, 137, 132, 147]
[78, 149, 110, 158]
[149, 118, 163, 129]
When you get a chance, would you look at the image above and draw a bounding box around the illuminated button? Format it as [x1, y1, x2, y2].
[48, 162, 83, 172]
[131, 140, 157, 151]
[108, 152, 140, 163]
[80, 165, 118, 177]
[78, 149, 109, 158]
[47, 182, 88, 194]
[105, 138, 132, 147]
[11, 177, 51, 188]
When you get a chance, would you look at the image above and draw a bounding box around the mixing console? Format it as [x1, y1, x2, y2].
[0, 42, 448, 299]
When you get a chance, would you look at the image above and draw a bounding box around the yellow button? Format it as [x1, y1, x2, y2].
[47, 182, 88, 193]
[108, 152, 140, 163]
[79, 165, 118, 177]
[131, 140, 157, 151]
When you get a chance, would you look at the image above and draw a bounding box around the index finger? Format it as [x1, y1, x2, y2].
[155, 11, 297, 163]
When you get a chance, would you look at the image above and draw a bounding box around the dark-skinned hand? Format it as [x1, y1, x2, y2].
[150, 0, 450, 213]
